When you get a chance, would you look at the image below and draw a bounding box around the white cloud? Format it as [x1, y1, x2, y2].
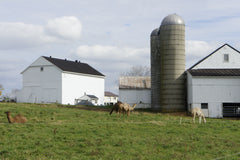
[186, 40, 219, 68]
[45, 16, 82, 40]
[186, 41, 214, 57]
[76, 45, 149, 64]
[0, 16, 82, 50]
[0, 22, 52, 49]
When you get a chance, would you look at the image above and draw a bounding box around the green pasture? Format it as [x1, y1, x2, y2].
[0, 103, 239, 160]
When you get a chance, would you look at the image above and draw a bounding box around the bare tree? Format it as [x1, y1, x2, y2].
[121, 65, 150, 76]
[0, 84, 3, 96]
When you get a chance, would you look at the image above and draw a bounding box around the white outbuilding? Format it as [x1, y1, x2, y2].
[104, 91, 118, 105]
[17, 56, 105, 105]
[187, 44, 240, 118]
[119, 76, 151, 108]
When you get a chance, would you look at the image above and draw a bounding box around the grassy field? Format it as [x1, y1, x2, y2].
[0, 103, 240, 160]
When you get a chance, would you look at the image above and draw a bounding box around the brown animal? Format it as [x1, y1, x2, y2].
[191, 107, 206, 124]
[122, 103, 137, 116]
[5, 111, 27, 123]
[109, 101, 124, 116]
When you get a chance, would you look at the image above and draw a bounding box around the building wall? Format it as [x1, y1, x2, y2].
[104, 96, 118, 105]
[192, 45, 240, 69]
[17, 57, 62, 103]
[119, 89, 151, 108]
[187, 72, 240, 118]
[76, 94, 98, 105]
[18, 57, 105, 105]
[62, 72, 104, 105]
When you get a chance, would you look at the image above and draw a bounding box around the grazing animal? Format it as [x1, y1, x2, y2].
[5, 111, 27, 123]
[191, 107, 206, 124]
[109, 101, 124, 116]
[122, 103, 137, 116]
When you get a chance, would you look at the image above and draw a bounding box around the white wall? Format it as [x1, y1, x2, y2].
[104, 96, 118, 105]
[188, 45, 240, 118]
[119, 89, 151, 108]
[18, 57, 62, 103]
[193, 45, 240, 69]
[62, 72, 104, 105]
[187, 72, 240, 118]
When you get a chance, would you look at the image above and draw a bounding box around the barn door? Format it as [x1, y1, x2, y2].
[223, 103, 240, 117]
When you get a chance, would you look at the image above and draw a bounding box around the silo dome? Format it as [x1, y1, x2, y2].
[150, 28, 159, 37]
[161, 14, 185, 26]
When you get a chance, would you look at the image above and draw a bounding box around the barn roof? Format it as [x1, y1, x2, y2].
[86, 95, 98, 99]
[104, 91, 118, 97]
[43, 56, 104, 77]
[119, 76, 151, 89]
[188, 69, 240, 76]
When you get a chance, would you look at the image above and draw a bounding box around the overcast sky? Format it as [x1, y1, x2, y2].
[1, 0, 240, 95]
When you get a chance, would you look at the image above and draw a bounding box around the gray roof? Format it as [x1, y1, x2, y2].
[43, 56, 105, 77]
[105, 91, 118, 97]
[119, 76, 151, 89]
[188, 69, 240, 76]
[161, 14, 185, 26]
[87, 95, 98, 99]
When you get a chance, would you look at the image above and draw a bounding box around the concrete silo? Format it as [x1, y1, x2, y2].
[150, 28, 161, 110]
[151, 14, 186, 111]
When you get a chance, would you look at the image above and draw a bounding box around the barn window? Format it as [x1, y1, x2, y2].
[40, 67, 44, 71]
[201, 103, 208, 109]
[224, 54, 229, 62]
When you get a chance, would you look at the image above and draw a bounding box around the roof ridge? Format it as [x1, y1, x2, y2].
[42, 56, 105, 77]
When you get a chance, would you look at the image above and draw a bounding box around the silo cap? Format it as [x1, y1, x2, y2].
[161, 14, 185, 26]
[151, 28, 159, 36]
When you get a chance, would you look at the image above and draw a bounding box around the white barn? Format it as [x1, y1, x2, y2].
[187, 44, 240, 118]
[17, 56, 105, 105]
[119, 76, 151, 108]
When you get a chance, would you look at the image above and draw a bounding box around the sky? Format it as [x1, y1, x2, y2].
[1, 0, 240, 96]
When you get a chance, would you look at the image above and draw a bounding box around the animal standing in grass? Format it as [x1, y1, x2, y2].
[5, 111, 27, 123]
[191, 107, 206, 124]
[109, 101, 124, 116]
[122, 103, 137, 116]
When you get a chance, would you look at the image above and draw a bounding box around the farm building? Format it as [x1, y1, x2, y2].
[104, 91, 118, 105]
[119, 76, 151, 108]
[119, 44, 240, 118]
[75, 93, 99, 106]
[16, 56, 105, 105]
[187, 44, 240, 118]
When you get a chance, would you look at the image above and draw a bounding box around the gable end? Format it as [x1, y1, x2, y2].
[189, 43, 240, 70]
